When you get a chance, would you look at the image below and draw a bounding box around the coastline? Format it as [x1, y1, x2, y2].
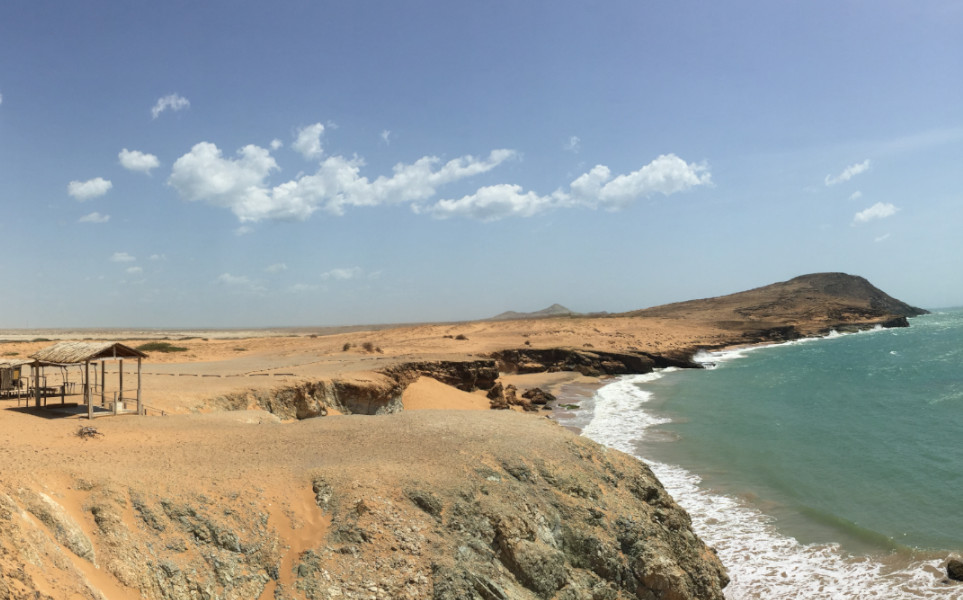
[567, 315, 963, 599]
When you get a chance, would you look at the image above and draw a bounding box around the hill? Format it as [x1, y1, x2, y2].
[489, 303, 577, 321]
[624, 272, 926, 325]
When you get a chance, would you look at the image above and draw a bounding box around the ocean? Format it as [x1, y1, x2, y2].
[569, 308, 963, 599]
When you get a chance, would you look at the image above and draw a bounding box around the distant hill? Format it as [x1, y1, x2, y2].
[489, 303, 578, 321]
[622, 272, 928, 323]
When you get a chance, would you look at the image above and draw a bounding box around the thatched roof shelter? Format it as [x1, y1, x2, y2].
[0, 358, 33, 369]
[28, 342, 147, 418]
[30, 342, 146, 365]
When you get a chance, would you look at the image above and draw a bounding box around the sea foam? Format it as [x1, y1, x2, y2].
[580, 372, 961, 600]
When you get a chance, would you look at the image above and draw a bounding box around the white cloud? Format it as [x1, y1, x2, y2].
[126, 266, 143, 274]
[215, 272, 265, 292]
[853, 202, 898, 224]
[0, 92, 3, 106]
[68, 177, 112, 201]
[426, 154, 711, 220]
[152, 93, 190, 119]
[235, 225, 254, 236]
[564, 136, 581, 153]
[119, 148, 160, 174]
[110, 252, 136, 263]
[381, 130, 391, 145]
[168, 142, 282, 220]
[270, 139, 283, 150]
[320, 267, 362, 281]
[169, 140, 516, 222]
[825, 159, 871, 186]
[149, 254, 166, 261]
[293, 123, 325, 159]
[848, 191, 863, 201]
[875, 233, 891, 242]
[426, 184, 560, 221]
[79, 212, 110, 224]
[265, 263, 288, 273]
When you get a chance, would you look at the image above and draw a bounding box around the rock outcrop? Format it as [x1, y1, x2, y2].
[0, 412, 728, 600]
[492, 348, 700, 377]
[210, 359, 499, 419]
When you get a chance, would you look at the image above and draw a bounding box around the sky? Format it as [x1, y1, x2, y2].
[1, 1, 961, 328]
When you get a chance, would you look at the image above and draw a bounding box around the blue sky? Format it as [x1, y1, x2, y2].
[1, 1, 960, 327]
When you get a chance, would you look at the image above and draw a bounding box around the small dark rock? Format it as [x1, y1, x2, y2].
[948, 559, 963, 582]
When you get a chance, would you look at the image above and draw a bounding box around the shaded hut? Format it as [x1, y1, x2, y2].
[0, 358, 31, 399]
[30, 342, 147, 418]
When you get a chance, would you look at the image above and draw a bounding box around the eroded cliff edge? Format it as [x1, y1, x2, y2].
[0, 411, 727, 600]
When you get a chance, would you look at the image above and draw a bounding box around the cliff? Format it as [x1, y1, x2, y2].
[0, 411, 727, 600]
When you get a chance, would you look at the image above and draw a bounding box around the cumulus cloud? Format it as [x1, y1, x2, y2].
[848, 191, 863, 201]
[79, 212, 110, 224]
[564, 136, 581, 153]
[825, 159, 871, 186]
[875, 233, 891, 242]
[853, 202, 898, 224]
[152, 93, 190, 119]
[169, 140, 516, 222]
[293, 123, 325, 159]
[426, 154, 711, 220]
[68, 177, 112, 201]
[110, 252, 136, 262]
[265, 263, 288, 273]
[381, 130, 391, 145]
[0, 92, 3, 106]
[119, 148, 160, 173]
[270, 139, 283, 150]
[126, 266, 143, 274]
[320, 267, 362, 281]
[168, 125, 709, 222]
[169, 142, 283, 220]
[149, 254, 166, 261]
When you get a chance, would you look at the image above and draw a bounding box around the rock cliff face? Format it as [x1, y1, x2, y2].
[0, 412, 728, 600]
[210, 360, 500, 419]
[492, 348, 699, 378]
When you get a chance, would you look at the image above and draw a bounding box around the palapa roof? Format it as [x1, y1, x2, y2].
[0, 358, 33, 368]
[30, 342, 147, 365]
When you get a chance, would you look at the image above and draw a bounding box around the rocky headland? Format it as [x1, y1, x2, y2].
[0, 273, 929, 599]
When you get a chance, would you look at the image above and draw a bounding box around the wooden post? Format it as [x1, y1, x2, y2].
[100, 361, 105, 406]
[86, 361, 92, 419]
[32, 364, 40, 408]
[118, 359, 123, 412]
[136, 357, 143, 415]
[113, 392, 119, 415]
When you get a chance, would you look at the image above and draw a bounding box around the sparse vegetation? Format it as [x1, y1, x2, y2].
[342, 342, 352, 352]
[76, 426, 103, 440]
[31, 338, 52, 343]
[362, 341, 375, 353]
[233, 347, 247, 352]
[524, 340, 531, 346]
[135, 341, 188, 353]
[3, 351, 18, 356]
[455, 334, 468, 340]
[559, 404, 581, 410]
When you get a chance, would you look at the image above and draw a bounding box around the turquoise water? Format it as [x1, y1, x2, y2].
[644, 309, 963, 553]
[577, 308, 963, 598]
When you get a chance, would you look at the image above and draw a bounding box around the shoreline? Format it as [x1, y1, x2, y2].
[569, 314, 962, 599]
